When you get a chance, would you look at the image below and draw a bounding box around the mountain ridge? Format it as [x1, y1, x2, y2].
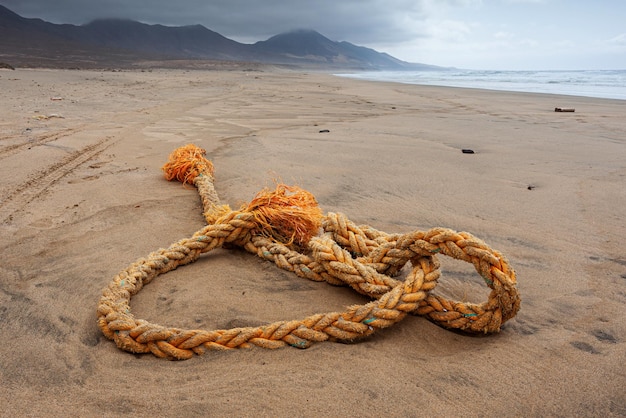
[0, 4, 445, 70]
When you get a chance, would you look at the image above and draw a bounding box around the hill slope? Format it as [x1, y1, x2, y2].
[0, 4, 441, 70]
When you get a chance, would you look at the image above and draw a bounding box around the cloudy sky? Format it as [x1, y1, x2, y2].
[4, 0, 625, 70]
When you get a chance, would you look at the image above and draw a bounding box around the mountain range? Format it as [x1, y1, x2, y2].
[0, 4, 443, 70]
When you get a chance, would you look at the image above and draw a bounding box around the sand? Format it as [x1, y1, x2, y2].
[1, 67, 625, 417]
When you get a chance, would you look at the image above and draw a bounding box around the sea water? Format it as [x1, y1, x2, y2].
[336, 69, 626, 101]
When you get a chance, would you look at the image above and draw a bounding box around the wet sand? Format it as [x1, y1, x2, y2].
[1, 67, 625, 416]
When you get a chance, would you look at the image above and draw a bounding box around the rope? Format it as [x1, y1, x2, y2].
[97, 144, 520, 360]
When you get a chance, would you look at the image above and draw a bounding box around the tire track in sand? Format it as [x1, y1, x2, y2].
[0, 135, 118, 224]
[0, 127, 85, 161]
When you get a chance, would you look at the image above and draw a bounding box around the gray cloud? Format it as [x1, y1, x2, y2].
[2, 0, 430, 44]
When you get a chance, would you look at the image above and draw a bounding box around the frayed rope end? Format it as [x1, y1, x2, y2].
[246, 184, 323, 246]
[162, 144, 215, 185]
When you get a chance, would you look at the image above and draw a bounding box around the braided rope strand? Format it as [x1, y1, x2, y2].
[96, 144, 520, 359]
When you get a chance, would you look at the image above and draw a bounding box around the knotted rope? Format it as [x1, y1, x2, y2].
[97, 144, 520, 360]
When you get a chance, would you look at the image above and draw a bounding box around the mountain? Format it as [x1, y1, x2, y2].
[0, 5, 164, 67]
[0, 4, 442, 70]
[77, 19, 250, 60]
[251, 29, 426, 70]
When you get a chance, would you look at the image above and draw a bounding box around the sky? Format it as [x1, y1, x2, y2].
[3, 0, 625, 70]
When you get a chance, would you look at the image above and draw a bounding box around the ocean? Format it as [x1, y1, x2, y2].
[336, 69, 626, 101]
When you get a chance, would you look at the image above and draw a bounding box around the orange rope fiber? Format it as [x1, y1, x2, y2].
[96, 143, 521, 360]
[162, 143, 214, 184]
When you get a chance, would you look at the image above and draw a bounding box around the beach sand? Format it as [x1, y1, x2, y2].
[1, 67, 625, 416]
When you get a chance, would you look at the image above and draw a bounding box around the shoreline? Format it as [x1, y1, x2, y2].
[334, 69, 626, 101]
[8, 65, 626, 102]
[1, 68, 625, 416]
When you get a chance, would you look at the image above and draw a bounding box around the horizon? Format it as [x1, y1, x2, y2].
[2, 1, 626, 71]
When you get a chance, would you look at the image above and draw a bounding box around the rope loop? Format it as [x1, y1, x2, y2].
[97, 144, 520, 359]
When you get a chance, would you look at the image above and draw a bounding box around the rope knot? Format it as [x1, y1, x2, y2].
[97, 143, 523, 359]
